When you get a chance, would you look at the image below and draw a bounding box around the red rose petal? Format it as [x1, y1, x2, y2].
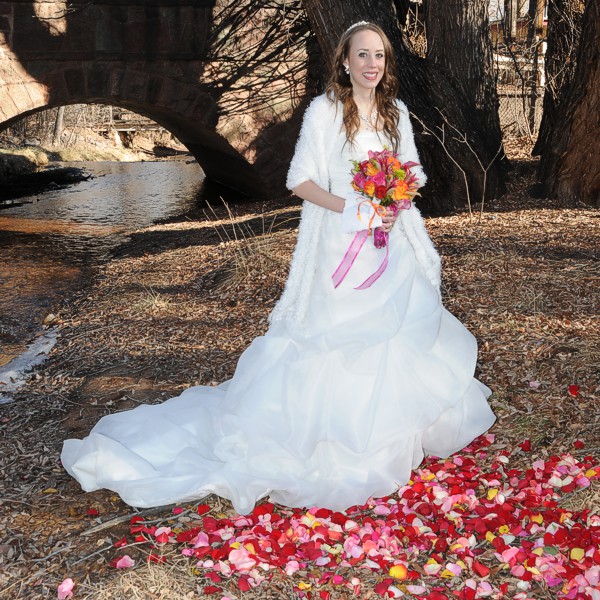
[203, 585, 221, 594]
[238, 577, 251, 592]
[472, 560, 490, 577]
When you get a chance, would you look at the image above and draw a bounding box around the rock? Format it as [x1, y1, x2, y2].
[43, 314, 58, 326]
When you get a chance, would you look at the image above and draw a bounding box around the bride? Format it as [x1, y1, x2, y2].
[62, 22, 495, 515]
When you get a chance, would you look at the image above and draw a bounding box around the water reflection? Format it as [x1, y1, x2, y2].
[4, 161, 203, 225]
[0, 160, 204, 365]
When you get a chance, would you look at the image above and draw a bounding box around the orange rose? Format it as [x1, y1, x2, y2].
[392, 180, 409, 200]
[388, 157, 402, 170]
[366, 163, 379, 177]
[364, 181, 375, 196]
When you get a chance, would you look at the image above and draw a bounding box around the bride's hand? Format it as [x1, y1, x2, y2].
[381, 208, 398, 233]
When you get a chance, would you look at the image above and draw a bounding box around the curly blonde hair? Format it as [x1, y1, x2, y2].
[326, 22, 401, 151]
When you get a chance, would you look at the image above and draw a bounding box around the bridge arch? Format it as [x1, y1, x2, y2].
[0, 66, 266, 195]
[0, 1, 313, 197]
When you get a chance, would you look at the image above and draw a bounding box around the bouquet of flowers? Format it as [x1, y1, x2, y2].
[332, 149, 421, 290]
[350, 148, 420, 248]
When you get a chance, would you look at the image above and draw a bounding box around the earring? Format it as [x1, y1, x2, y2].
[344, 64, 350, 75]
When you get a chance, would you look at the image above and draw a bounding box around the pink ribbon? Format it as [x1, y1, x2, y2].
[355, 242, 389, 290]
[332, 230, 369, 288]
[332, 230, 389, 290]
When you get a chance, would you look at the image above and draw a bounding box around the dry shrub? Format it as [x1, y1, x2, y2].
[131, 286, 174, 315]
[205, 201, 297, 290]
[218, 229, 296, 290]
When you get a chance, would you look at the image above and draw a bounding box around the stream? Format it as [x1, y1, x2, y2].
[0, 159, 205, 368]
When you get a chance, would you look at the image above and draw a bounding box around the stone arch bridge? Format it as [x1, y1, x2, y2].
[0, 0, 313, 196]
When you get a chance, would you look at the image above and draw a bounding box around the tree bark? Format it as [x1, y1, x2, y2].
[526, 0, 543, 135]
[300, 0, 507, 214]
[52, 106, 65, 147]
[533, 0, 585, 155]
[426, 0, 506, 175]
[505, 0, 519, 41]
[539, 0, 600, 205]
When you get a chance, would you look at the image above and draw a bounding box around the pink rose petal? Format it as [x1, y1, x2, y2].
[115, 555, 135, 568]
[57, 578, 74, 600]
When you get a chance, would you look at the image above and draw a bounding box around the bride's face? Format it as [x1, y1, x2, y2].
[344, 29, 385, 95]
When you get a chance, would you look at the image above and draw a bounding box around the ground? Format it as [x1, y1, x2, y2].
[0, 142, 598, 599]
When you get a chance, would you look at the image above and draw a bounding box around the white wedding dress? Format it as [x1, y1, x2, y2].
[62, 130, 495, 515]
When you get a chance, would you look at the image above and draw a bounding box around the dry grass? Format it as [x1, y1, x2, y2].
[131, 286, 175, 315]
[0, 144, 141, 167]
[203, 200, 298, 291]
[0, 145, 598, 598]
[216, 230, 297, 291]
[81, 559, 200, 599]
[54, 146, 141, 162]
[558, 477, 600, 513]
[79, 557, 303, 599]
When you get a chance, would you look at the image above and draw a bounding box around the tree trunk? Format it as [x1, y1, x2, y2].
[533, 0, 585, 155]
[393, 0, 411, 26]
[301, 0, 507, 214]
[52, 106, 65, 147]
[505, 0, 519, 41]
[539, 0, 600, 205]
[526, 0, 544, 135]
[426, 0, 506, 176]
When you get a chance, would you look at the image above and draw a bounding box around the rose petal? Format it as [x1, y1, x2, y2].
[115, 555, 135, 568]
[57, 578, 74, 600]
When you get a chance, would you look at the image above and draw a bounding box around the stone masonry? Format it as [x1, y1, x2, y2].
[0, 1, 311, 196]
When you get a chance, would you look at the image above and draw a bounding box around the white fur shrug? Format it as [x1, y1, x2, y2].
[269, 94, 442, 326]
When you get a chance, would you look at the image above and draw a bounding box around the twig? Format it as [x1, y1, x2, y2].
[81, 505, 177, 536]
[412, 109, 504, 219]
[69, 544, 114, 567]
[0, 575, 28, 597]
[31, 543, 74, 562]
[0, 497, 35, 507]
[412, 112, 472, 216]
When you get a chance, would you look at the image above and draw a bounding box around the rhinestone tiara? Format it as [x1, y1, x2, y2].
[345, 21, 371, 34]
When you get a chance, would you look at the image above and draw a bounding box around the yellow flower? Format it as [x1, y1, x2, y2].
[531, 514, 544, 524]
[570, 548, 585, 561]
[389, 564, 408, 579]
[487, 489, 499, 501]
